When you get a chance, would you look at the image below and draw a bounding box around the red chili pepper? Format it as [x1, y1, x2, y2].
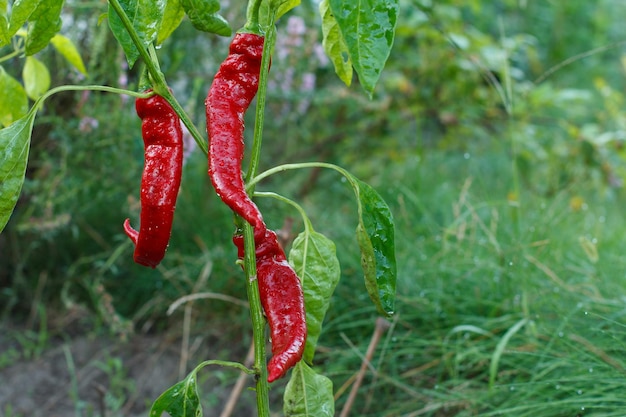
[124, 90, 183, 268]
[233, 229, 307, 382]
[205, 32, 266, 233]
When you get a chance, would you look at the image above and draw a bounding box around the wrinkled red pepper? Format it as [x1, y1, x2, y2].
[233, 229, 307, 382]
[124, 90, 183, 268]
[205, 32, 266, 233]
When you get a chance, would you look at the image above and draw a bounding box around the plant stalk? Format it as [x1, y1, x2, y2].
[241, 9, 278, 417]
[107, 0, 208, 155]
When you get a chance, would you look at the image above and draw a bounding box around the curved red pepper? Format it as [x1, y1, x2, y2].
[205, 32, 266, 233]
[124, 90, 183, 268]
[233, 229, 307, 382]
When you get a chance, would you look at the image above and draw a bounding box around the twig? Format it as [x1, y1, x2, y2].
[178, 261, 212, 379]
[167, 292, 249, 316]
[339, 317, 391, 417]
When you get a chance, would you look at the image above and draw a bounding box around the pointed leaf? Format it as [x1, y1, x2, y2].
[181, 0, 231, 37]
[328, 0, 399, 96]
[353, 178, 396, 316]
[319, 0, 352, 86]
[0, 68, 29, 127]
[275, 0, 300, 19]
[149, 372, 201, 417]
[0, 111, 36, 233]
[7, 0, 40, 36]
[0, 0, 9, 46]
[50, 34, 88, 76]
[24, 0, 64, 56]
[284, 362, 334, 417]
[108, 0, 166, 67]
[23, 56, 50, 100]
[157, 0, 185, 45]
[289, 228, 341, 364]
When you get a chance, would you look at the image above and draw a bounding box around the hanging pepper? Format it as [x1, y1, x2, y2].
[233, 229, 307, 382]
[205, 32, 267, 234]
[124, 90, 183, 268]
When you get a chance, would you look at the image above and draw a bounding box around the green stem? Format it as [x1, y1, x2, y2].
[36, 84, 144, 109]
[193, 359, 256, 375]
[242, 222, 270, 416]
[245, 11, 277, 187]
[244, 0, 264, 34]
[107, 0, 161, 83]
[107, 0, 208, 155]
[254, 191, 313, 235]
[241, 10, 278, 417]
[0, 48, 22, 64]
[251, 161, 356, 190]
[154, 71, 209, 155]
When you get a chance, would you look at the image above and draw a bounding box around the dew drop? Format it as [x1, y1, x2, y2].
[577, 389, 583, 395]
[464, 153, 470, 159]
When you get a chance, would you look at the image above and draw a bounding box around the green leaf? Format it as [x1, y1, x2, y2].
[22, 56, 50, 100]
[50, 34, 88, 76]
[108, 0, 166, 68]
[0, 110, 36, 233]
[181, 0, 231, 37]
[319, 0, 352, 86]
[7, 0, 40, 36]
[353, 178, 396, 316]
[0, 0, 10, 46]
[284, 362, 334, 417]
[157, 0, 185, 45]
[0, 68, 29, 127]
[289, 227, 341, 364]
[273, 0, 300, 19]
[149, 372, 201, 417]
[24, 0, 64, 56]
[327, 0, 399, 96]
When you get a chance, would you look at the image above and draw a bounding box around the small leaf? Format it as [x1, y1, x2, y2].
[0, 0, 10, 46]
[319, 0, 352, 86]
[7, 0, 40, 36]
[0, 110, 36, 233]
[181, 0, 231, 37]
[0, 68, 29, 127]
[108, 0, 166, 67]
[272, 0, 300, 19]
[284, 362, 334, 417]
[23, 56, 50, 100]
[353, 178, 396, 316]
[149, 372, 201, 417]
[24, 0, 64, 56]
[157, 0, 185, 45]
[50, 34, 88, 76]
[328, 0, 399, 96]
[289, 227, 341, 364]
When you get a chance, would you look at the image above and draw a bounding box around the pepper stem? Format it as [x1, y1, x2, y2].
[107, 0, 209, 155]
[246, 10, 277, 188]
[242, 222, 271, 415]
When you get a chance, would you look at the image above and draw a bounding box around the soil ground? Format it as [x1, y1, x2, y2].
[0, 313, 259, 417]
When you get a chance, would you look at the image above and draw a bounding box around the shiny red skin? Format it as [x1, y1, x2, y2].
[233, 229, 307, 382]
[205, 32, 266, 234]
[124, 91, 183, 268]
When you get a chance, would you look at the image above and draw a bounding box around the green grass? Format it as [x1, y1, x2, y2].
[303, 138, 626, 416]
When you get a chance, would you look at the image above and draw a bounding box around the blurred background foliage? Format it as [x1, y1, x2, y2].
[3, 0, 626, 415]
